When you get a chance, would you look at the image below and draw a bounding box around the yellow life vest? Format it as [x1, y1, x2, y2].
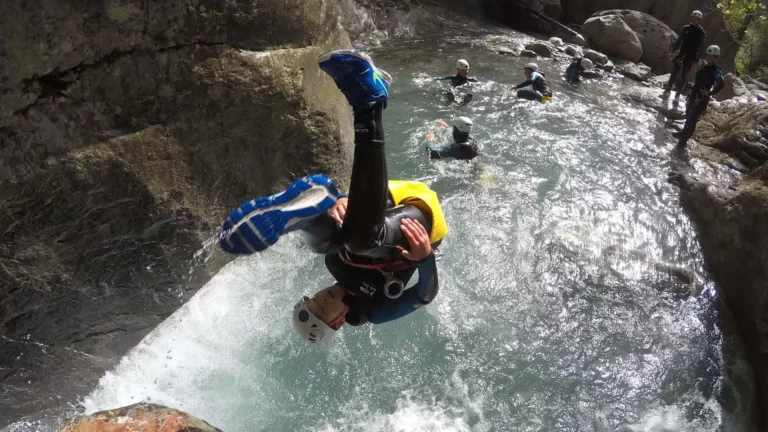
[388, 180, 448, 244]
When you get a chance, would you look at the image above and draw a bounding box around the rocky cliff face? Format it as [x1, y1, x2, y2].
[672, 102, 768, 428]
[0, 0, 354, 426]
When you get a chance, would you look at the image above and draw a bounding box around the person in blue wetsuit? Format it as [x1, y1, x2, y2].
[663, 10, 707, 100]
[218, 50, 448, 343]
[673, 45, 724, 148]
[426, 116, 479, 160]
[565, 57, 594, 84]
[511, 63, 553, 102]
[435, 59, 479, 104]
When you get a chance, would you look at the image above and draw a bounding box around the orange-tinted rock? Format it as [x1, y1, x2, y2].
[58, 403, 222, 432]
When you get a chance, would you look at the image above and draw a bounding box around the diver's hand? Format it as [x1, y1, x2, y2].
[400, 218, 432, 261]
[691, 61, 699, 70]
[699, 88, 710, 97]
[510, 86, 517, 91]
[328, 197, 348, 225]
[668, 53, 676, 62]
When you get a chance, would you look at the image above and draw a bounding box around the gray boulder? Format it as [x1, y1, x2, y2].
[584, 49, 609, 66]
[549, 37, 565, 49]
[620, 62, 653, 81]
[565, 45, 584, 58]
[573, 34, 588, 47]
[592, 10, 677, 74]
[581, 14, 643, 62]
[602, 60, 615, 72]
[526, 41, 556, 57]
[521, 49, 539, 58]
[715, 73, 750, 101]
[559, 0, 737, 73]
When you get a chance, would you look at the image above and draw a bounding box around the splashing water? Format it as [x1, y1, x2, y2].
[5, 33, 755, 432]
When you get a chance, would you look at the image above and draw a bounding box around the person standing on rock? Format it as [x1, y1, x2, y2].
[511, 63, 553, 102]
[425, 116, 480, 160]
[673, 45, 724, 147]
[565, 57, 595, 84]
[219, 50, 448, 343]
[435, 59, 479, 105]
[662, 10, 707, 100]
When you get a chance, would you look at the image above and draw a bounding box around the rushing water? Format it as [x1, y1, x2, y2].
[4, 32, 755, 431]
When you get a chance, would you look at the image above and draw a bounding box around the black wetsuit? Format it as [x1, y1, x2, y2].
[436, 74, 479, 104]
[436, 74, 479, 87]
[679, 63, 724, 145]
[302, 104, 441, 325]
[516, 71, 552, 101]
[427, 128, 480, 160]
[566, 58, 588, 83]
[666, 24, 707, 93]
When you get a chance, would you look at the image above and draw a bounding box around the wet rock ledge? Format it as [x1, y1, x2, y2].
[671, 102, 768, 427]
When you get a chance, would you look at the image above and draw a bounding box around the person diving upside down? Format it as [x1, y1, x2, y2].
[219, 50, 448, 343]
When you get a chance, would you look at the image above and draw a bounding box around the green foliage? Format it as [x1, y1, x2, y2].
[718, 0, 766, 36]
[734, 14, 768, 74]
[719, 0, 768, 74]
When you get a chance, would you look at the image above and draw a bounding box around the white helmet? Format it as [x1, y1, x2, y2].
[691, 10, 703, 19]
[524, 62, 539, 71]
[454, 116, 473, 133]
[292, 296, 336, 343]
[706, 45, 721, 56]
[580, 58, 594, 70]
[456, 59, 470, 70]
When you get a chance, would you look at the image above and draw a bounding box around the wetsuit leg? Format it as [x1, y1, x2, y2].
[517, 89, 543, 102]
[341, 103, 389, 256]
[680, 96, 708, 143]
[566, 64, 580, 83]
[674, 58, 693, 94]
[665, 61, 681, 92]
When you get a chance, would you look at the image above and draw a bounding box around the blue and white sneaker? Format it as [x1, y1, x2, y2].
[219, 175, 341, 255]
[319, 49, 392, 109]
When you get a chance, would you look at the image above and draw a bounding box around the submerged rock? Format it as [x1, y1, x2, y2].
[58, 403, 221, 432]
[602, 60, 615, 72]
[581, 14, 643, 63]
[622, 87, 686, 120]
[591, 10, 677, 74]
[581, 69, 605, 80]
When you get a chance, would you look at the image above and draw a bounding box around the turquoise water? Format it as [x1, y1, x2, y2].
[6, 35, 754, 431]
